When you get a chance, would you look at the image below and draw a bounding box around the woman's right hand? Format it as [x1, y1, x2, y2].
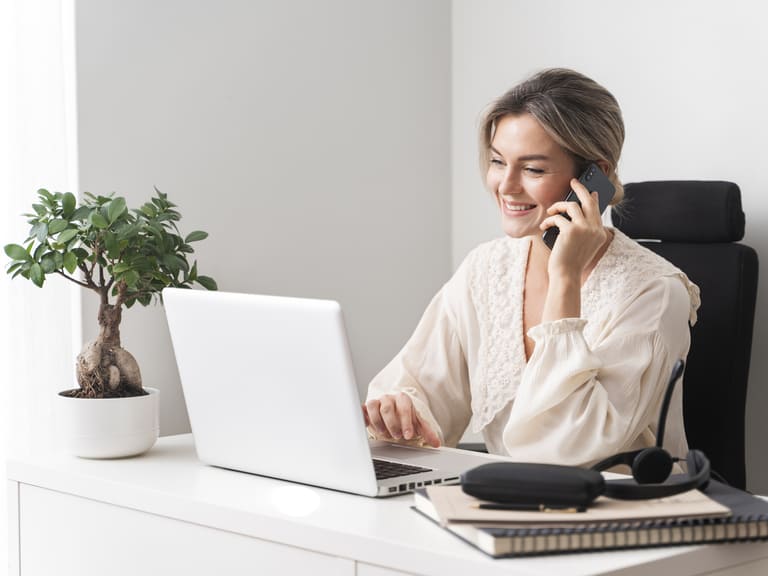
[363, 393, 441, 448]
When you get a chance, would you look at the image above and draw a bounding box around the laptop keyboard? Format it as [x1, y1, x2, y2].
[373, 458, 433, 480]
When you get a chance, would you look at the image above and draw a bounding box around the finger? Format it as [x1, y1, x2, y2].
[569, 177, 592, 204]
[579, 192, 602, 222]
[365, 399, 391, 439]
[547, 198, 584, 221]
[378, 395, 403, 439]
[414, 412, 441, 448]
[395, 393, 416, 440]
[570, 179, 601, 219]
[362, 404, 370, 427]
[540, 213, 572, 232]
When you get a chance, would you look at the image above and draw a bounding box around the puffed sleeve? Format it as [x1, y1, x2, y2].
[366, 274, 473, 447]
[501, 275, 692, 466]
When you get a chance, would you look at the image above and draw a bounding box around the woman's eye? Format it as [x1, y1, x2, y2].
[524, 166, 545, 175]
[490, 157, 505, 166]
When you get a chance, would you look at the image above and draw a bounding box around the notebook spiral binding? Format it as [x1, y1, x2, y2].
[482, 513, 768, 557]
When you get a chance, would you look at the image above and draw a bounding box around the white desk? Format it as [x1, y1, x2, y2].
[7, 433, 768, 576]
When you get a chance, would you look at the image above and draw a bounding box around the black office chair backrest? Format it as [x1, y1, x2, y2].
[613, 181, 758, 489]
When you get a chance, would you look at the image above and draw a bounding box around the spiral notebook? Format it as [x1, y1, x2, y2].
[413, 480, 768, 557]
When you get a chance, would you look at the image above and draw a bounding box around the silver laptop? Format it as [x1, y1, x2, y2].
[163, 288, 499, 497]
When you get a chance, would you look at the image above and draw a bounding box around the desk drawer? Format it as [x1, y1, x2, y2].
[18, 483, 354, 576]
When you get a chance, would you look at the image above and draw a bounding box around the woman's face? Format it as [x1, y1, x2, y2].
[486, 114, 578, 240]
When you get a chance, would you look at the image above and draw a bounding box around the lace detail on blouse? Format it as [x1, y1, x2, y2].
[465, 229, 700, 434]
[468, 236, 530, 433]
[581, 230, 700, 331]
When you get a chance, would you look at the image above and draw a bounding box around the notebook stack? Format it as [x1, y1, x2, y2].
[413, 481, 768, 558]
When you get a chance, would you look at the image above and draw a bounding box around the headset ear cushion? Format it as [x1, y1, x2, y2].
[632, 446, 673, 484]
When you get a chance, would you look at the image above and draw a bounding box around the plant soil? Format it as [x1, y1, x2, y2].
[59, 387, 148, 399]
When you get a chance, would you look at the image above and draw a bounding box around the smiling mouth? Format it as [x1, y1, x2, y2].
[502, 199, 536, 211]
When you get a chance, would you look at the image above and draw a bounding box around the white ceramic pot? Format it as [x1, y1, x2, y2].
[55, 387, 159, 458]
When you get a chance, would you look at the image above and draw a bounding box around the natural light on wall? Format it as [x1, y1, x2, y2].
[1, 1, 10, 570]
[2, 1, 81, 571]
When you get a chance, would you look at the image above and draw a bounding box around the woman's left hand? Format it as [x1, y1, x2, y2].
[540, 177, 609, 284]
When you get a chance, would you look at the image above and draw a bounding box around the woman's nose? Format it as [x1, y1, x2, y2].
[498, 170, 521, 195]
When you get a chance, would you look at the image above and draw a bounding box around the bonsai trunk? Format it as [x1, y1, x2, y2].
[72, 297, 144, 398]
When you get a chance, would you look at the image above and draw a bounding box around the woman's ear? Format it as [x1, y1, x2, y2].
[596, 160, 612, 177]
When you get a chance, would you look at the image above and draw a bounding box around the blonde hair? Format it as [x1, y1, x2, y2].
[479, 68, 625, 204]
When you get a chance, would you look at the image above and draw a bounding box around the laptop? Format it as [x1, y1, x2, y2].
[162, 288, 500, 497]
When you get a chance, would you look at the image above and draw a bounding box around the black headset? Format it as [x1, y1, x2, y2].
[591, 359, 711, 500]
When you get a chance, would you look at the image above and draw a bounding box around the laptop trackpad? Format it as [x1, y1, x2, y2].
[370, 442, 470, 470]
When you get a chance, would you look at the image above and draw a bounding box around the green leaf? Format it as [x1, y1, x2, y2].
[28, 222, 40, 240]
[140, 202, 158, 218]
[115, 222, 138, 241]
[123, 270, 140, 288]
[176, 255, 190, 273]
[33, 243, 46, 261]
[70, 205, 91, 222]
[111, 219, 133, 237]
[48, 219, 68, 234]
[57, 228, 78, 244]
[158, 211, 180, 222]
[107, 197, 127, 223]
[63, 251, 77, 274]
[90, 212, 109, 229]
[32, 203, 47, 216]
[162, 253, 181, 272]
[112, 262, 133, 274]
[196, 275, 218, 290]
[34, 222, 49, 243]
[4, 244, 31, 262]
[29, 263, 44, 287]
[40, 254, 57, 273]
[104, 232, 119, 256]
[184, 230, 208, 243]
[61, 192, 76, 218]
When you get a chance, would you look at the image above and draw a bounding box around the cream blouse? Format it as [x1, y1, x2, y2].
[366, 229, 701, 467]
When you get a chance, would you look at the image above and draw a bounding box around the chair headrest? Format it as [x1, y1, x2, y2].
[613, 181, 745, 243]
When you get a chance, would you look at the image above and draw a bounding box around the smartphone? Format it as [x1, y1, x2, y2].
[542, 163, 616, 250]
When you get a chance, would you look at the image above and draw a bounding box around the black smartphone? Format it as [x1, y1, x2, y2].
[542, 162, 616, 250]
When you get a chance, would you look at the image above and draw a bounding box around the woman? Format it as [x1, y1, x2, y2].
[364, 68, 699, 468]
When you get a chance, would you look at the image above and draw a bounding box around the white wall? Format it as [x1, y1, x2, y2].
[452, 0, 768, 491]
[75, 0, 452, 434]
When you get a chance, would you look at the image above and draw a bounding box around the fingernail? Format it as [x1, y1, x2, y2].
[403, 428, 412, 439]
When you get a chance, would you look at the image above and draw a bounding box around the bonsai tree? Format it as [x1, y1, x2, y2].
[4, 188, 217, 398]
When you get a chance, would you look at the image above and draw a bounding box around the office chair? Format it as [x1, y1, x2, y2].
[613, 180, 759, 490]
